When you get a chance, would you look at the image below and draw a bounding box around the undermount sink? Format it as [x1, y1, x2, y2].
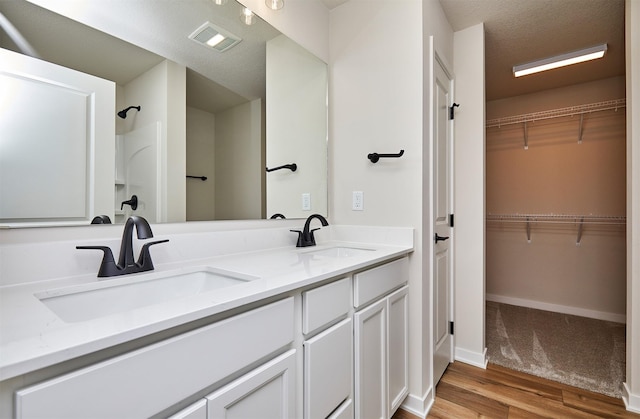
[302, 246, 375, 259]
[36, 267, 257, 323]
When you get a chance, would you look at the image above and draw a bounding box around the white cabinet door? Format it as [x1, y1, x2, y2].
[328, 398, 353, 419]
[206, 349, 296, 419]
[304, 318, 352, 419]
[387, 286, 409, 417]
[354, 298, 387, 419]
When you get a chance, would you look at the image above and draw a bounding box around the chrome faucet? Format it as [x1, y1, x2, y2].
[291, 214, 329, 247]
[77, 216, 168, 277]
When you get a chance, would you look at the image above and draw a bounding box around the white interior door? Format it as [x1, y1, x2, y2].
[0, 48, 114, 225]
[432, 52, 454, 385]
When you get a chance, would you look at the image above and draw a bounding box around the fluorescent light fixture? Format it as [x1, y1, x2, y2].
[513, 44, 607, 77]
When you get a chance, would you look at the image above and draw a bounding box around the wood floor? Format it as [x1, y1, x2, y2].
[392, 362, 640, 419]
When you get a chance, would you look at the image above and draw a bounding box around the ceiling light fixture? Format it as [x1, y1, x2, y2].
[513, 44, 608, 78]
[212, 0, 227, 5]
[188, 22, 241, 52]
[206, 33, 226, 48]
[240, 7, 256, 25]
[265, 0, 284, 10]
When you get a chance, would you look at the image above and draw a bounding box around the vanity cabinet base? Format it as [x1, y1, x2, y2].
[15, 298, 294, 419]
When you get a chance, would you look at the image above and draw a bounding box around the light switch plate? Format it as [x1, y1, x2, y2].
[302, 193, 311, 211]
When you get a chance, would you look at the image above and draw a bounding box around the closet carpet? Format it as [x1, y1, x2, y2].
[486, 301, 626, 398]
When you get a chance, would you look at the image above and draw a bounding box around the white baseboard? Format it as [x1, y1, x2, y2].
[400, 387, 434, 419]
[454, 346, 488, 369]
[623, 383, 640, 413]
[486, 293, 626, 324]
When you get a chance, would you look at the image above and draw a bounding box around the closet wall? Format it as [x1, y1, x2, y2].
[486, 76, 627, 322]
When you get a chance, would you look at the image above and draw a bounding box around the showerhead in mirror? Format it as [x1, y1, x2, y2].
[117, 105, 141, 119]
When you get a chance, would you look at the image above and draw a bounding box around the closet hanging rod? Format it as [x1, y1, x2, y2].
[486, 98, 626, 128]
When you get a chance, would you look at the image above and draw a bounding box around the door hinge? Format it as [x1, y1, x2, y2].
[449, 321, 454, 335]
[449, 103, 460, 120]
[449, 213, 454, 227]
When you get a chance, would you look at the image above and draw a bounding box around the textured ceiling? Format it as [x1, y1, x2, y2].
[439, 0, 625, 101]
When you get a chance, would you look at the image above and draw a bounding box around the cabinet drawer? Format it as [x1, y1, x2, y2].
[304, 318, 352, 419]
[16, 298, 295, 419]
[302, 277, 350, 335]
[206, 349, 296, 419]
[353, 257, 408, 308]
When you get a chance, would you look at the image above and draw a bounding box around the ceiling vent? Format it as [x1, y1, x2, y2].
[188, 22, 241, 52]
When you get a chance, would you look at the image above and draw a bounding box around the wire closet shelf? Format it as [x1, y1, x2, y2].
[485, 99, 626, 128]
[486, 214, 626, 245]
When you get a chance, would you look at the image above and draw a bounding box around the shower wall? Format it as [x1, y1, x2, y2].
[486, 76, 627, 322]
[186, 107, 216, 221]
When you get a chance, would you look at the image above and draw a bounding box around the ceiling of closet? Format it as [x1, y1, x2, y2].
[439, 0, 626, 101]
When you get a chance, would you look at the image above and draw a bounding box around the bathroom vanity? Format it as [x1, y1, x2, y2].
[0, 224, 412, 418]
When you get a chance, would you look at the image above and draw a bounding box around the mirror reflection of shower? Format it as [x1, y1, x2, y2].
[117, 105, 141, 119]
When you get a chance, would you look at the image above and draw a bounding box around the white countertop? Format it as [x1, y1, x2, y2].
[0, 239, 412, 381]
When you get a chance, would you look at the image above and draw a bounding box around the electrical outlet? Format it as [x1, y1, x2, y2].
[352, 191, 364, 211]
[302, 193, 311, 211]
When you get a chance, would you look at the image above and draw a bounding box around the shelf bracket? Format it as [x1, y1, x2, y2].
[578, 114, 584, 144]
[576, 216, 584, 246]
[526, 217, 532, 243]
[523, 121, 529, 150]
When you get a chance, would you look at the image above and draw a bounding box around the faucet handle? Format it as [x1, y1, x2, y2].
[136, 239, 169, 270]
[76, 245, 119, 277]
[290, 229, 321, 247]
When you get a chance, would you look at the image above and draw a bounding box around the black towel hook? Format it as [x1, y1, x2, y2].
[449, 103, 460, 120]
[367, 150, 404, 163]
[266, 163, 297, 172]
[186, 175, 207, 181]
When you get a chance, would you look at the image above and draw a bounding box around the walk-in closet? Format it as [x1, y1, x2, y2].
[485, 76, 627, 397]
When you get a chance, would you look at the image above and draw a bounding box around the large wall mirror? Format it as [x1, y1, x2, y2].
[0, 0, 327, 227]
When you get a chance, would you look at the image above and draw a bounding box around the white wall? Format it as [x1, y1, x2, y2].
[330, 0, 453, 415]
[453, 23, 486, 367]
[625, 0, 640, 412]
[186, 106, 216, 221]
[215, 99, 264, 220]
